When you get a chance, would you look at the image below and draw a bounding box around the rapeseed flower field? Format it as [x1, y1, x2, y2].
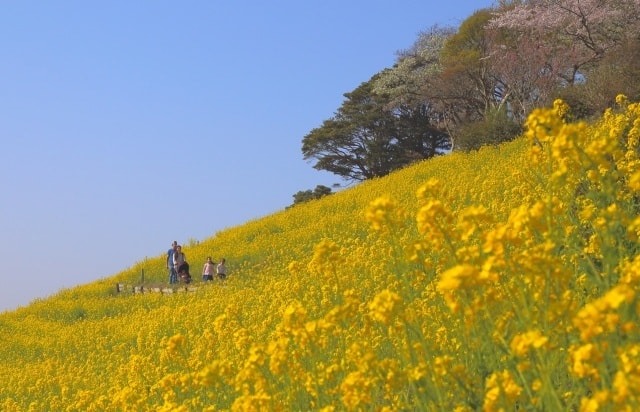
[1, 97, 640, 411]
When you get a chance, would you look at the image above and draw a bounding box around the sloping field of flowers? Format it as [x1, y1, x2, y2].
[1, 97, 640, 411]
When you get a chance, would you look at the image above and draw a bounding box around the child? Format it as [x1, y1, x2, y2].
[202, 257, 215, 281]
[216, 258, 227, 280]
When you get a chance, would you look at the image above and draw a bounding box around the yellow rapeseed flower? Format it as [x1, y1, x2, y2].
[368, 289, 402, 325]
[510, 330, 549, 358]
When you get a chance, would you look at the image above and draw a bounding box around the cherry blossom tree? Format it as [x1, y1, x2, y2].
[484, 21, 562, 120]
[373, 25, 456, 109]
[373, 25, 461, 148]
[490, 0, 640, 84]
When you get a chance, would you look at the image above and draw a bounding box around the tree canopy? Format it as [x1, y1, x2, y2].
[300, 0, 640, 183]
[288, 185, 333, 208]
[302, 74, 450, 182]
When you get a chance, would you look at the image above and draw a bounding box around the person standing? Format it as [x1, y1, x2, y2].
[202, 257, 215, 281]
[216, 258, 227, 281]
[173, 245, 190, 283]
[167, 241, 178, 284]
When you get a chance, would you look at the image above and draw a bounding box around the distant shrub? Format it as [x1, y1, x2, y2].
[455, 106, 523, 151]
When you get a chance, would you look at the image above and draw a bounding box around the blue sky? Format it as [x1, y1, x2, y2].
[0, 0, 491, 312]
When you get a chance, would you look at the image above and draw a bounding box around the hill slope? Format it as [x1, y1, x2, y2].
[2, 98, 640, 411]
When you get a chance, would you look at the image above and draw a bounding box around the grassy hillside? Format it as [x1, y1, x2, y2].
[2, 97, 640, 411]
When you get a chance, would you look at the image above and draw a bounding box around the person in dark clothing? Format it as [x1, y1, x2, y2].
[173, 245, 191, 284]
[167, 241, 178, 284]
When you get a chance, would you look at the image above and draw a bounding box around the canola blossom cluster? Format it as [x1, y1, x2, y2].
[1, 97, 640, 411]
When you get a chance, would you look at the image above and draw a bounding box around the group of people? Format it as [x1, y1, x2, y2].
[166, 241, 227, 285]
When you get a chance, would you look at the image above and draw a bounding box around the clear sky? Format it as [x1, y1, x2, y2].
[0, 0, 491, 312]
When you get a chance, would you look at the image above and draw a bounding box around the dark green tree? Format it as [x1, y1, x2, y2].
[288, 185, 333, 208]
[302, 75, 398, 181]
[302, 73, 450, 182]
[394, 103, 451, 160]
